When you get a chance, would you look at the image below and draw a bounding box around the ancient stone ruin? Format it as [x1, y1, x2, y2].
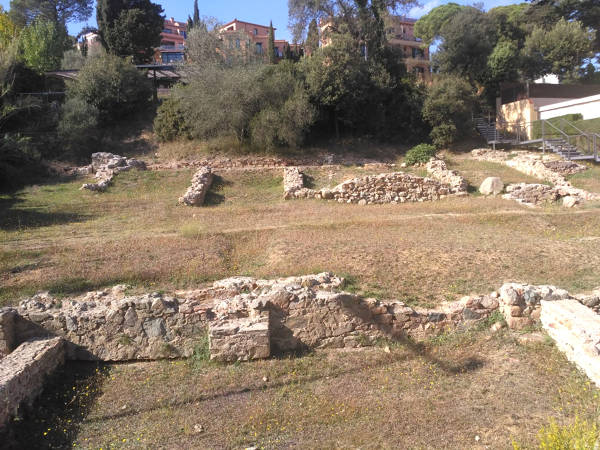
[2, 274, 600, 428]
[283, 158, 468, 204]
[179, 167, 214, 206]
[472, 149, 599, 207]
[80, 152, 147, 192]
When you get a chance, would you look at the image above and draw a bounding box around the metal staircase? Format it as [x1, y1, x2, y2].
[474, 116, 600, 161]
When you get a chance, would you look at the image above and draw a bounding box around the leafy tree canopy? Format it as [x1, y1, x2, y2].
[20, 18, 67, 72]
[96, 0, 164, 64]
[9, 0, 93, 27]
[0, 7, 19, 51]
[523, 17, 594, 80]
[413, 2, 464, 45]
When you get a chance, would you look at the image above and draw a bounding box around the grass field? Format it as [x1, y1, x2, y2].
[2, 155, 600, 307]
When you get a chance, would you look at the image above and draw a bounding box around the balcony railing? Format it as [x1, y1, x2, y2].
[393, 34, 423, 43]
[160, 44, 185, 51]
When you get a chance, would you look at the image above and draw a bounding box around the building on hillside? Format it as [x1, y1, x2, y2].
[77, 32, 102, 53]
[219, 19, 301, 61]
[319, 16, 431, 82]
[156, 17, 187, 64]
[497, 82, 600, 138]
[385, 16, 431, 82]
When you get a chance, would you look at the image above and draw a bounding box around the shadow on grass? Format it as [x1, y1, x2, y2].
[0, 195, 89, 231]
[204, 175, 233, 206]
[83, 330, 485, 425]
[0, 362, 110, 450]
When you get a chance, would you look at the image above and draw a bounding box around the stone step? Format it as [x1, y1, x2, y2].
[209, 313, 270, 362]
[541, 300, 600, 387]
[0, 337, 66, 430]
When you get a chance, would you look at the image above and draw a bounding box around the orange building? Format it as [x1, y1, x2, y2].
[219, 19, 301, 60]
[386, 16, 431, 82]
[319, 15, 431, 82]
[157, 17, 187, 64]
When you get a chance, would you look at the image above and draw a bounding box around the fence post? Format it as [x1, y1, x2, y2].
[542, 120, 545, 154]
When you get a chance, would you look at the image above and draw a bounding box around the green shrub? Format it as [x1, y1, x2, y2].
[67, 53, 152, 127]
[58, 97, 100, 160]
[153, 97, 188, 142]
[513, 418, 599, 449]
[423, 75, 477, 148]
[0, 134, 47, 190]
[404, 143, 437, 166]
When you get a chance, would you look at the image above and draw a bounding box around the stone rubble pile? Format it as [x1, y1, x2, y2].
[81, 152, 146, 192]
[471, 149, 599, 207]
[179, 167, 214, 206]
[502, 183, 559, 207]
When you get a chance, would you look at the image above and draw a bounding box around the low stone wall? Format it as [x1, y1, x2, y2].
[9, 274, 600, 362]
[541, 300, 600, 387]
[471, 149, 599, 206]
[81, 152, 147, 192]
[283, 163, 466, 205]
[179, 167, 214, 206]
[0, 337, 65, 430]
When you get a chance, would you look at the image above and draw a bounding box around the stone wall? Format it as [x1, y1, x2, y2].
[179, 167, 214, 206]
[9, 274, 600, 362]
[81, 152, 147, 192]
[283, 161, 467, 205]
[0, 337, 65, 430]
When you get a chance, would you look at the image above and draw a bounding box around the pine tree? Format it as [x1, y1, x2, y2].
[305, 18, 319, 56]
[267, 20, 276, 63]
[187, 15, 193, 31]
[97, 0, 165, 64]
[193, 0, 200, 28]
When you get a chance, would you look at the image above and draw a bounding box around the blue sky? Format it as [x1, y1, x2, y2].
[0, 0, 523, 42]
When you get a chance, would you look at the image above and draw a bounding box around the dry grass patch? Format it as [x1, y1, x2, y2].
[2, 166, 600, 306]
[568, 162, 600, 194]
[7, 331, 600, 449]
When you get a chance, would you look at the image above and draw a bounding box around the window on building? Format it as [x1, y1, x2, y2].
[163, 29, 173, 34]
[256, 42, 263, 54]
[254, 28, 258, 36]
[235, 39, 240, 48]
[162, 52, 184, 63]
[275, 46, 280, 58]
[181, 31, 187, 39]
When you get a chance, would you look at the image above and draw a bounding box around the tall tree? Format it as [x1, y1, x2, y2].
[530, 0, 600, 51]
[305, 18, 319, 55]
[0, 7, 19, 51]
[20, 18, 67, 72]
[97, 0, 164, 64]
[267, 20, 276, 63]
[523, 18, 594, 80]
[9, 0, 93, 27]
[414, 2, 464, 45]
[434, 7, 496, 85]
[187, 15, 193, 31]
[288, 0, 415, 46]
[193, 0, 200, 28]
